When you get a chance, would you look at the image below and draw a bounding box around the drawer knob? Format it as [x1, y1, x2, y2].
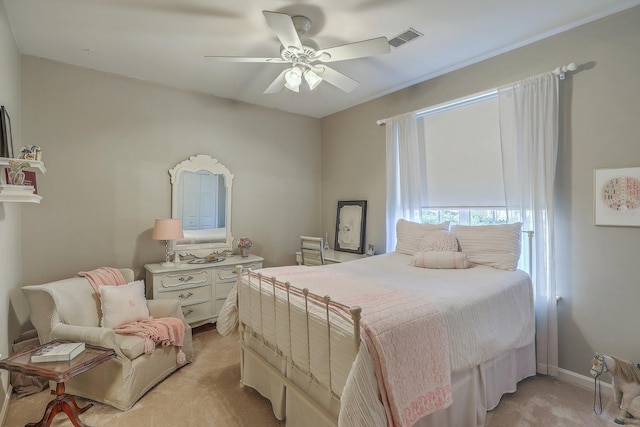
[183, 309, 194, 316]
[178, 292, 194, 299]
[179, 275, 194, 282]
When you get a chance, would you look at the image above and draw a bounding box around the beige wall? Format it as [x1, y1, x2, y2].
[0, 0, 22, 403]
[18, 57, 321, 288]
[321, 6, 640, 376]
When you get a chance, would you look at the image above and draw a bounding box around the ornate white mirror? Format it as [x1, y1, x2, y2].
[170, 154, 234, 257]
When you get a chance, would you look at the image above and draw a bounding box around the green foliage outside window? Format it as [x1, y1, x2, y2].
[421, 208, 507, 226]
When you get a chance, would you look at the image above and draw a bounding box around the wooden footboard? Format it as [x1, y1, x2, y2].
[235, 266, 362, 426]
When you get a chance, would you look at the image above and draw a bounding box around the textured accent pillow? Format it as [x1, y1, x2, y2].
[395, 219, 450, 255]
[419, 230, 459, 252]
[451, 223, 522, 271]
[411, 251, 471, 269]
[100, 280, 150, 328]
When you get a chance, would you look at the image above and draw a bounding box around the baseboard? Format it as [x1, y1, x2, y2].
[0, 383, 12, 427]
[558, 367, 613, 398]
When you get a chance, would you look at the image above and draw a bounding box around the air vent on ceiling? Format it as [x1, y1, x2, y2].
[388, 27, 423, 48]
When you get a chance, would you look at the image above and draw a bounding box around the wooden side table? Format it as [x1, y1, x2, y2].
[0, 340, 115, 427]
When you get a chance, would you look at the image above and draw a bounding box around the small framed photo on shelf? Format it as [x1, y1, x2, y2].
[594, 167, 640, 227]
[334, 200, 367, 254]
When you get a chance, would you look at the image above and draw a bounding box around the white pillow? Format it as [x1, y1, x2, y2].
[451, 223, 522, 271]
[419, 230, 459, 252]
[411, 251, 471, 269]
[395, 219, 450, 255]
[100, 280, 150, 328]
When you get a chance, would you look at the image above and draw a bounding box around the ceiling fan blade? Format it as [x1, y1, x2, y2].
[262, 11, 303, 52]
[204, 56, 287, 63]
[315, 66, 360, 93]
[263, 69, 290, 94]
[316, 37, 390, 62]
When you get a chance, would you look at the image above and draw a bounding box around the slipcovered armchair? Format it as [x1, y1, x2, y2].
[21, 268, 193, 411]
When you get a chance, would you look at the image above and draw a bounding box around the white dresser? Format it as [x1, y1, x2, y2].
[145, 254, 263, 326]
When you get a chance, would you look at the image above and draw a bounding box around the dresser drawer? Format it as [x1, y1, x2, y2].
[159, 269, 210, 289]
[180, 300, 212, 323]
[214, 262, 262, 284]
[158, 284, 212, 304]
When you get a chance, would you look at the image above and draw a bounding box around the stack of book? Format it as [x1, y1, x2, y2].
[0, 184, 35, 195]
[31, 342, 86, 363]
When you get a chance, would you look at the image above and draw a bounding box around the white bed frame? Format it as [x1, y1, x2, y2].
[235, 268, 362, 426]
[234, 231, 536, 427]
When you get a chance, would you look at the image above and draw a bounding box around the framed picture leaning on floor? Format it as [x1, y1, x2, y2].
[334, 200, 367, 254]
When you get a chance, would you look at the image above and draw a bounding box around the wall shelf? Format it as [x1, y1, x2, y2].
[0, 157, 46, 203]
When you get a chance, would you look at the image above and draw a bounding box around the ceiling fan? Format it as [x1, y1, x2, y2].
[205, 11, 391, 94]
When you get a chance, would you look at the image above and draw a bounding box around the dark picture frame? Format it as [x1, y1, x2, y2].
[0, 106, 13, 158]
[334, 200, 367, 254]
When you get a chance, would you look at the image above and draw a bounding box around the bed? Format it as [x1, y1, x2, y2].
[219, 223, 536, 427]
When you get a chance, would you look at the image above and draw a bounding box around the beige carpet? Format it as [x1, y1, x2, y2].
[4, 328, 620, 427]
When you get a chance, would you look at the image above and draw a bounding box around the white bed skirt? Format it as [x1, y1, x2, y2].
[241, 335, 535, 427]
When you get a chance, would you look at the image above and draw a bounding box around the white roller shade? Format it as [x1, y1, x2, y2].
[420, 96, 505, 207]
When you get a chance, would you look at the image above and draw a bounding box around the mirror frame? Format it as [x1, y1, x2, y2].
[169, 154, 234, 257]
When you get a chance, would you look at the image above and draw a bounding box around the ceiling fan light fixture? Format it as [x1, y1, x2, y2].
[304, 69, 323, 90]
[207, 12, 390, 95]
[284, 66, 303, 92]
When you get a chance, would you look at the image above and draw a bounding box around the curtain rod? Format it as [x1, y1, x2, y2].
[376, 62, 577, 126]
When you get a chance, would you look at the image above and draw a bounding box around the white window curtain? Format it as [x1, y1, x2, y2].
[385, 112, 425, 252]
[498, 72, 559, 376]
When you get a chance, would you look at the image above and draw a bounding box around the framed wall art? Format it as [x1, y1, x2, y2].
[334, 200, 367, 254]
[0, 106, 13, 158]
[594, 167, 640, 227]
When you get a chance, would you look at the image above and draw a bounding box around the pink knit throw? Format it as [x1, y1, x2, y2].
[248, 266, 452, 427]
[77, 267, 126, 297]
[115, 318, 187, 365]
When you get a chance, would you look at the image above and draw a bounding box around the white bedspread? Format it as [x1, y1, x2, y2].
[324, 252, 535, 373]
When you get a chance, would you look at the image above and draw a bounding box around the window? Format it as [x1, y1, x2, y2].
[419, 93, 504, 209]
[415, 91, 506, 226]
[421, 208, 507, 225]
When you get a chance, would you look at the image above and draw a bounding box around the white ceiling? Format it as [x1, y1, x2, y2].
[3, 0, 640, 118]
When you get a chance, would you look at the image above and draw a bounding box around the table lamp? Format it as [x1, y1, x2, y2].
[152, 218, 184, 266]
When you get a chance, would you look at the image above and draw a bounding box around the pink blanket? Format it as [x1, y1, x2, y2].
[78, 267, 126, 296]
[115, 318, 187, 365]
[252, 266, 452, 427]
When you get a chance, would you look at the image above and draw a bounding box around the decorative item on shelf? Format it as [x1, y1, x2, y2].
[18, 145, 43, 161]
[152, 218, 184, 266]
[7, 160, 30, 185]
[238, 237, 253, 257]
